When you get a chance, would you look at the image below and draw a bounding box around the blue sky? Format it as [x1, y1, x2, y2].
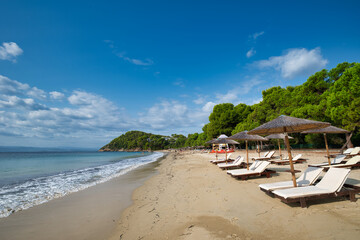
[1, 0, 360, 148]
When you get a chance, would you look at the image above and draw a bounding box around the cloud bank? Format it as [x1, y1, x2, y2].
[255, 47, 328, 79]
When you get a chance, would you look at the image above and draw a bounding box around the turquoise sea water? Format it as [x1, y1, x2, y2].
[0, 151, 163, 218]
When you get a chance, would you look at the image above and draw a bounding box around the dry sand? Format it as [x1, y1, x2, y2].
[110, 150, 360, 240]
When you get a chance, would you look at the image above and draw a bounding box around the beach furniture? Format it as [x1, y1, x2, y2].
[343, 148, 354, 155]
[217, 156, 245, 170]
[210, 153, 233, 164]
[321, 155, 360, 170]
[270, 154, 306, 165]
[308, 155, 346, 167]
[251, 151, 269, 160]
[259, 167, 323, 193]
[227, 161, 275, 180]
[272, 168, 360, 208]
[348, 147, 360, 156]
[252, 151, 275, 161]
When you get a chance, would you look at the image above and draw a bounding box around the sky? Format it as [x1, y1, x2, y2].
[1, 0, 360, 148]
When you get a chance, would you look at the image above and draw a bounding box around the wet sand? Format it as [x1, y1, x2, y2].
[110, 150, 360, 240]
[0, 158, 163, 240]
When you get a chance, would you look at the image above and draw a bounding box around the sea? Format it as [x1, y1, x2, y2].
[0, 151, 164, 218]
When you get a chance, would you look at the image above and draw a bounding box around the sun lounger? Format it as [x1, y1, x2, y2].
[272, 168, 360, 208]
[252, 151, 270, 160]
[252, 151, 275, 161]
[348, 147, 360, 156]
[227, 161, 275, 180]
[210, 153, 233, 164]
[321, 155, 360, 170]
[343, 148, 354, 155]
[218, 156, 245, 169]
[259, 167, 323, 193]
[309, 155, 346, 167]
[270, 154, 306, 165]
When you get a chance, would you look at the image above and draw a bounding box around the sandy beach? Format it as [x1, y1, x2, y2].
[1, 150, 359, 240]
[0, 159, 162, 240]
[110, 150, 360, 240]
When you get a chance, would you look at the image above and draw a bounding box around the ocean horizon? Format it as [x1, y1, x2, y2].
[0, 151, 164, 218]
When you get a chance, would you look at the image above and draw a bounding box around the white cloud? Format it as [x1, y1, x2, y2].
[50, 91, 65, 100]
[173, 79, 185, 88]
[193, 96, 205, 105]
[0, 75, 47, 99]
[202, 101, 216, 113]
[0, 75, 135, 147]
[246, 48, 256, 58]
[0, 42, 23, 62]
[255, 47, 328, 79]
[123, 56, 154, 66]
[250, 31, 265, 40]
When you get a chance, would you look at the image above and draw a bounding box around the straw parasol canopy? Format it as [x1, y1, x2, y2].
[205, 139, 217, 144]
[302, 126, 350, 165]
[212, 137, 239, 161]
[218, 134, 228, 139]
[248, 115, 330, 187]
[229, 131, 268, 170]
[249, 115, 330, 135]
[265, 134, 293, 160]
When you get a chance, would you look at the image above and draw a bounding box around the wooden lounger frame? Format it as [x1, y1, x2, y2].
[228, 169, 276, 180]
[274, 184, 360, 208]
[270, 159, 307, 165]
[322, 163, 360, 171]
[211, 159, 235, 164]
[219, 163, 247, 170]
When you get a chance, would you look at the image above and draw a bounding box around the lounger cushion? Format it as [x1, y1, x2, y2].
[259, 167, 322, 191]
[273, 168, 350, 199]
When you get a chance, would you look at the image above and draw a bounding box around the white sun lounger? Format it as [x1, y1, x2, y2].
[210, 153, 233, 163]
[217, 156, 245, 169]
[343, 148, 354, 155]
[253, 151, 275, 160]
[259, 167, 323, 192]
[272, 168, 359, 208]
[252, 151, 270, 160]
[227, 161, 275, 180]
[348, 147, 360, 156]
[309, 155, 346, 167]
[271, 154, 306, 165]
[321, 155, 360, 169]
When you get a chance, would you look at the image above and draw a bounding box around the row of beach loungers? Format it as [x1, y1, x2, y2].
[209, 149, 360, 208]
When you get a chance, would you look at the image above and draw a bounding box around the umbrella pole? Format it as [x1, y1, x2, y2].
[258, 141, 260, 157]
[278, 139, 282, 160]
[324, 133, 331, 165]
[284, 131, 297, 187]
[225, 149, 228, 163]
[246, 140, 249, 170]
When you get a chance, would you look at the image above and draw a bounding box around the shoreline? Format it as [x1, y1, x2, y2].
[0, 152, 167, 240]
[110, 150, 360, 240]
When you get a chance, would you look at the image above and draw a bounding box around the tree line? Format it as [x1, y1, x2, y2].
[101, 62, 360, 151]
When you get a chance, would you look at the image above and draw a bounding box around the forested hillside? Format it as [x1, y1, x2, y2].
[101, 62, 360, 151]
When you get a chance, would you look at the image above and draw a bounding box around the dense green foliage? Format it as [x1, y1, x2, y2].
[102, 62, 360, 151]
[100, 131, 188, 151]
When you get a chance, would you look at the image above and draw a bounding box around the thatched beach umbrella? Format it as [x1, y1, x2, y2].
[265, 134, 293, 160]
[302, 126, 350, 166]
[248, 115, 330, 187]
[212, 137, 239, 161]
[229, 131, 268, 170]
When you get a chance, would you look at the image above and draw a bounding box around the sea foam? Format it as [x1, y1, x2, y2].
[0, 152, 163, 218]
